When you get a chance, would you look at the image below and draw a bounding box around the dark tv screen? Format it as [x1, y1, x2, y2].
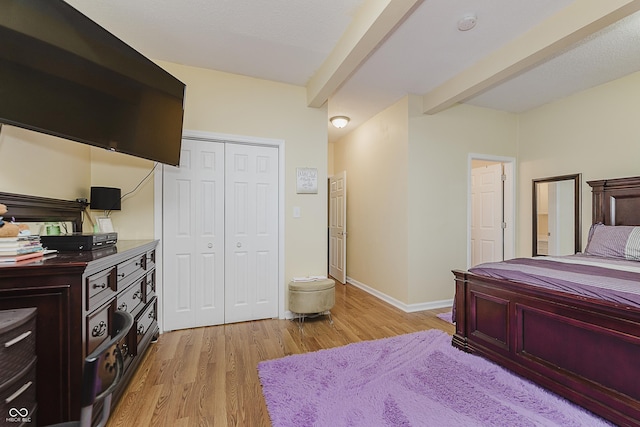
[0, 0, 185, 166]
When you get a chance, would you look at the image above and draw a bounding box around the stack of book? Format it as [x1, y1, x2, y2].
[0, 235, 44, 263]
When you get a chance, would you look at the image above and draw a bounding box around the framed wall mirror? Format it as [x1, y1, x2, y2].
[532, 173, 581, 256]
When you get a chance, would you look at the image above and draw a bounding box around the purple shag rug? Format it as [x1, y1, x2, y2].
[436, 311, 453, 323]
[258, 330, 612, 427]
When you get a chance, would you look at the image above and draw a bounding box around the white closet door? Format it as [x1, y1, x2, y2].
[224, 143, 279, 323]
[163, 140, 225, 330]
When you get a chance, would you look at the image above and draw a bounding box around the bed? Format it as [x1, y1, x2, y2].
[452, 175, 640, 427]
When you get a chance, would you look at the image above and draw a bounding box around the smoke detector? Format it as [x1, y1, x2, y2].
[457, 14, 477, 31]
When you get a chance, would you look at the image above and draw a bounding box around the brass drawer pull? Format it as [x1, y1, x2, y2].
[4, 330, 32, 348]
[92, 321, 107, 337]
[93, 282, 107, 289]
[5, 381, 33, 404]
[133, 290, 142, 300]
[137, 325, 145, 335]
[118, 302, 128, 312]
[149, 310, 155, 319]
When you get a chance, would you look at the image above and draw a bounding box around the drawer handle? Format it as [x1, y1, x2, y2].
[93, 282, 108, 290]
[118, 273, 126, 278]
[133, 290, 142, 300]
[137, 325, 145, 335]
[149, 310, 155, 319]
[118, 302, 128, 312]
[5, 381, 32, 404]
[92, 321, 107, 337]
[121, 343, 129, 357]
[4, 330, 32, 348]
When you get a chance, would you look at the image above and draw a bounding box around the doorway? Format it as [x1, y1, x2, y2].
[157, 131, 284, 332]
[328, 171, 346, 284]
[468, 154, 515, 268]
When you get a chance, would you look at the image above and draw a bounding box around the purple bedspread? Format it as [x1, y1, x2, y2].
[469, 254, 640, 309]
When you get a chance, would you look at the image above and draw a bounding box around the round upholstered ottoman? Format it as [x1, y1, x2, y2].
[289, 279, 335, 324]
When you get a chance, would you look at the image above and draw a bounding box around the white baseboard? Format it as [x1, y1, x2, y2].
[346, 276, 453, 313]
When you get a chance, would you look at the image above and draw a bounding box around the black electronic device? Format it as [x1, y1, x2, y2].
[0, 0, 185, 166]
[41, 232, 118, 251]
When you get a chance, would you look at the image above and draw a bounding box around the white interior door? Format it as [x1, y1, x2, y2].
[471, 163, 503, 266]
[163, 139, 225, 330]
[329, 171, 347, 284]
[224, 143, 279, 323]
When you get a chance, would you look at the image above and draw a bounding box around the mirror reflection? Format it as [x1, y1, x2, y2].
[533, 174, 581, 256]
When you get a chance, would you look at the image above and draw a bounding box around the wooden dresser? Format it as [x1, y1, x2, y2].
[0, 240, 159, 425]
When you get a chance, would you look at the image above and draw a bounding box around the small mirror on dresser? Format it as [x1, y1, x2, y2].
[532, 174, 581, 257]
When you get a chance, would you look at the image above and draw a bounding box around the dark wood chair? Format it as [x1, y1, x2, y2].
[46, 311, 133, 427]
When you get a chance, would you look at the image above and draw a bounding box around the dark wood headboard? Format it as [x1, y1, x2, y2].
[588, 176, 640, 226]
[0, 192, 85, 232]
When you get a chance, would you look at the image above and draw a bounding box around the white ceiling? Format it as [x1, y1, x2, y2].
[65, 0, 640, 143]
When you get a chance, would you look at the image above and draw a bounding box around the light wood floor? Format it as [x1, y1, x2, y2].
[106, 283, 455, 427]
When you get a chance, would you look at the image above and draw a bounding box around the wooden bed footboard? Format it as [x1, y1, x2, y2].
[453, 269, 640, 427]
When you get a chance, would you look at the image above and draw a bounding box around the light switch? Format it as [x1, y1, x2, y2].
[293, 206, 301, 218]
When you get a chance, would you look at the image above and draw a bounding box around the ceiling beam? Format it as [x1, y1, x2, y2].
[422, 0, 640, 115]
[306, 0, 423, 108]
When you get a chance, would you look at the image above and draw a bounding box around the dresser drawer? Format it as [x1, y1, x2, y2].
[144, 270, 156, 303]
[116, 279, 145, 318]
[117, 254, 147, 291]
[0, 358, 36, 424]
[0, 308, 36, 387]
[121, 327, 137, 367]
[86, 267, 116, 310]
[146, 248, 156, 271]
[135, 299, 157, 347]
[86, 301, 114, 355]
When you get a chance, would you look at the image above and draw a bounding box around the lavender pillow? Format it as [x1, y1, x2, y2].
[584, 223, 640, 260]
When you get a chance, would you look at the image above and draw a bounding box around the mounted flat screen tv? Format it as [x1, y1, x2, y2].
[0, 0, 185, 166]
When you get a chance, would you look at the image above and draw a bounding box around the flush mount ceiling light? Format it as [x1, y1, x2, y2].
[330, 116, 350, 129]
[457, 14, 477, 31]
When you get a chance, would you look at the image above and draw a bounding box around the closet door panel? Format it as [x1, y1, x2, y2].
[163, 140, 225, 330]
[225, 143, 278, 323]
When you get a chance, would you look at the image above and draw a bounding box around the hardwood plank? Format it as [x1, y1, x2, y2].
[107, 283, 454, 426]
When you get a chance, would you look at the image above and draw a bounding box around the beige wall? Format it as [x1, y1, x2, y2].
[333, 98, 409, 302]
[90, 148, 157, 239]
[0, 125, 91, 201]
[517, 70, 640, 256]
[407, 97, 517, 304]
[328, 142, 335, 177]
[156, 61, 329, 283]
[332, 96, 518, 306]
[0, 118, 163, 239]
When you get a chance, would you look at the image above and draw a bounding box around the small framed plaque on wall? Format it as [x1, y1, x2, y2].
[296, 168, 318, 194]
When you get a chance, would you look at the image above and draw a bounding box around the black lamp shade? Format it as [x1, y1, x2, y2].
[90, 187, 121, 211]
